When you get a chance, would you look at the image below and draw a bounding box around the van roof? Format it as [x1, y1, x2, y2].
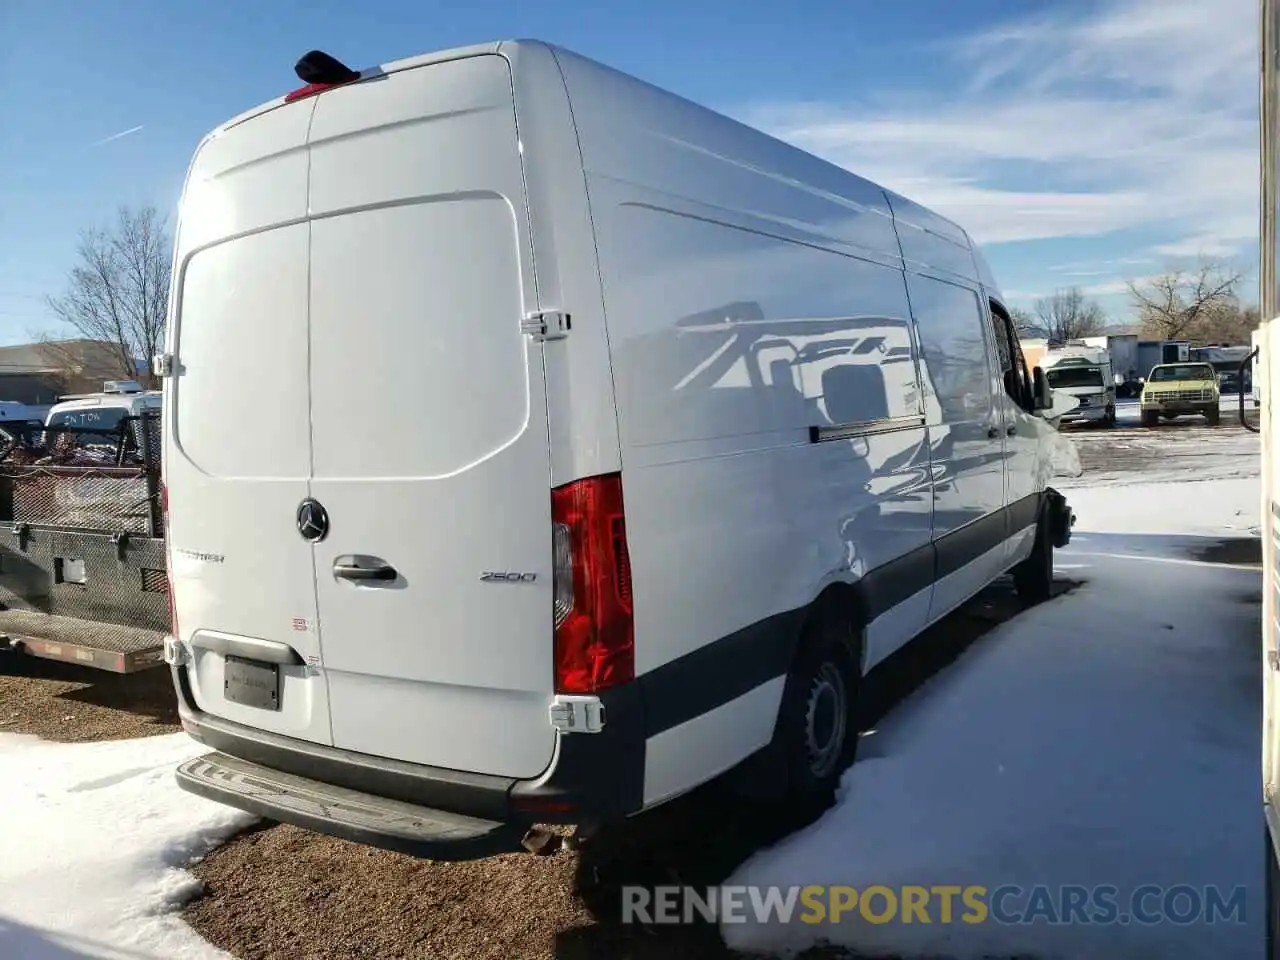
[196, 39, 985, 296]
[212, 40, 508, 137]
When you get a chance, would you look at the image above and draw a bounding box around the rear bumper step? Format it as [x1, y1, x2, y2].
[176, 751, 525, 861]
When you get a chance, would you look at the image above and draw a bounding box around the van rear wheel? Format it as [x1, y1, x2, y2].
[776, 617, 861, 809]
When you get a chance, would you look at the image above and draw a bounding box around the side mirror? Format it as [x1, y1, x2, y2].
[1032, 366, 1053, 410]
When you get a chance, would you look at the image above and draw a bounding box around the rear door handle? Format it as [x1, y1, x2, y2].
[1006, 424, 1017, 436]
[987, 426, 999, 439]
[333, 556, 397, 582]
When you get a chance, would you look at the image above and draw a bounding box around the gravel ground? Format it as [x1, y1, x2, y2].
[0, 655, 178, 742]
[1059, 403, 1260, 484]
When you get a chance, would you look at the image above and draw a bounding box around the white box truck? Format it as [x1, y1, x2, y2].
[159, 42, 1075, 860]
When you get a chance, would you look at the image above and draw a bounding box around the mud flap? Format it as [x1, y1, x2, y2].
[1046, 487, 1075, 548]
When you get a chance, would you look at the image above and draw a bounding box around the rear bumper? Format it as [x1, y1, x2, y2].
[1060, 405, 1107, 422]
[170, 664, 645, 856]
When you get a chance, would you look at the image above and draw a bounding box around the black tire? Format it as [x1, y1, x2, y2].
[1204, 407, 1220, 426]
[1013, 507, 1053, 605]
[775, 616, 862, 809]
[1141, 409, 1159, 427]
[1104, 404, 1116, 427]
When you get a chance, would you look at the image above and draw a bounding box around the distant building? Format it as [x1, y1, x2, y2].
[0, 340, 145, 404]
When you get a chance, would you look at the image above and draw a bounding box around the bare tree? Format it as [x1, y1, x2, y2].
[45, 206, 171, 388]
[1127, 259, 1244, 342]
[1033, 287, 1107, 342]
[1193, 301, 1260, 345]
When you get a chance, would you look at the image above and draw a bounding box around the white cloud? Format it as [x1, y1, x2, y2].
[737, 0, 1257, 258]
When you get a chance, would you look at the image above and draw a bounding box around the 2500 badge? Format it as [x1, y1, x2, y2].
[480, 571, 538, 583]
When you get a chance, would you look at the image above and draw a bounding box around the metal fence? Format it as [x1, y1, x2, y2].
[0, 412, 161, 537]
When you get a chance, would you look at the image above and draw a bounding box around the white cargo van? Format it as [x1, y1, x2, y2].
[161, 42, 1074, 859]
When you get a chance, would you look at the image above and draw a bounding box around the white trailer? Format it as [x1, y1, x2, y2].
[1135, 340, 1191, 380]
[1080, 334, 1140, 397]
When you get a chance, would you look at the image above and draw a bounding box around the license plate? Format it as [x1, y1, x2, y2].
[224, 655, 280, 711]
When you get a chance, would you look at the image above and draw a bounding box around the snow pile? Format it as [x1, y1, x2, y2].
[722, 478, 1263, 958]
[1065, 478, 1261, 539]
[0, 733, 254, 959]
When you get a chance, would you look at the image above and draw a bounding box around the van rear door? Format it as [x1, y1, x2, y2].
[168, 100, 331, 745]
[304, 56, 557, 780]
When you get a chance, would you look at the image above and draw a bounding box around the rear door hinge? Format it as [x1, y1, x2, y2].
[151, 353, 175, 378]
[549, 694, 605, 733]
[1269, 649, 1280, 672]
[521, 310, 569, 342]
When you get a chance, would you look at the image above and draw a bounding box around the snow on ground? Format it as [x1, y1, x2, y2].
[0, 733, 254, 959]
[724, 463, 1263, 956]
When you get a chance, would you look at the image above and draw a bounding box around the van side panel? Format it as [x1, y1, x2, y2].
[553, 50, 936, 803]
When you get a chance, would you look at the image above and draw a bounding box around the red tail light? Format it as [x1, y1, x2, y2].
[284, 81, 351, 103]
[551, 473, 634, 694]
[162, 483, 177, 637]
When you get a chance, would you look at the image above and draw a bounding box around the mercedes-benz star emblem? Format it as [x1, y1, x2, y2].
[296, 499, 329, 543]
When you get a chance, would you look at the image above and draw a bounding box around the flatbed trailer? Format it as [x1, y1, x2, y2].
[0, 411, 167, 672]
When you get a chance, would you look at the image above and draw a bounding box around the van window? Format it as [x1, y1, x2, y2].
[175, 223, 311, 479]
[908, 277, 994, 421]
[308, 199, 530, 479]
[1046, 366, 1105, 388]
[987, 300, 1033, 409]
[47, 408, 128, 432]
[1149, 363, 1214, 382]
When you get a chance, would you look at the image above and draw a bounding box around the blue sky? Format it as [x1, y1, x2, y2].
[0, 0, 1259, 344]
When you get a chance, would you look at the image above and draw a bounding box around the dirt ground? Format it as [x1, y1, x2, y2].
[0, 655, 178, 742]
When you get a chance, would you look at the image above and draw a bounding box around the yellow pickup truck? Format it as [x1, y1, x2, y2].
[1139, 362, 1221, 427]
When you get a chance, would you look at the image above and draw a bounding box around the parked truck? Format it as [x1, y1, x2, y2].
[1039, 344, 1116, 426]
[0, 380, 167, 672]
